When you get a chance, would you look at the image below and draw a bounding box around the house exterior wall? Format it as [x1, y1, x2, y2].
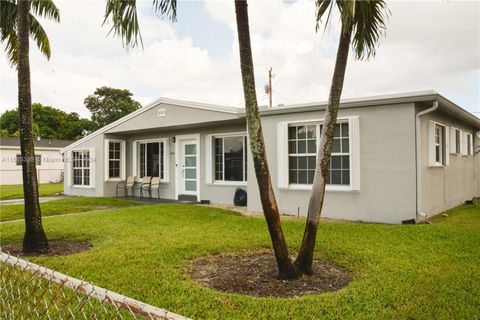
[63, 133, 104, 197]
[247, 103, 418, 224]
[102, 124, 245, 204]
[418, 108, 480, 216]
[0, 147, 64, 185]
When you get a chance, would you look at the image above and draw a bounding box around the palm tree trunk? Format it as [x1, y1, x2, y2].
[234, 0, 299, 280]
[295, 25, 352, 274]
[17, 0, 49, 253]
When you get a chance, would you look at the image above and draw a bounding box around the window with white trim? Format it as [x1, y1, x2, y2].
[214, 135, 247, 182]
[465, 132, 473, 155]
[138, 141, 165, 179]
[108, 141, 121, 179]
[288, 122, 350, 185]
[72, 150, 90, 186]
[434, 123, 445, 165]
[455, 129, 461, 154]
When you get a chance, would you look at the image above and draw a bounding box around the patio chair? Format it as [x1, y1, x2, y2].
[149, 177, 161, 199]
[116, 176, 135, 197]
[134, 176, 152, 198]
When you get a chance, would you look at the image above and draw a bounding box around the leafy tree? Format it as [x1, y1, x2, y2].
[0, 103, 93, 140]
[1, 0, 60, 253]
[84, 86, 141, 130]
[295, 0, 389, 274]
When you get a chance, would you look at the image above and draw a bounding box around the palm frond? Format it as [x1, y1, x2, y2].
[103, 0, 177, 50]
[31, 0, 60, 22]
[29, 11, 51, 61]
[315, 0, 389, 60]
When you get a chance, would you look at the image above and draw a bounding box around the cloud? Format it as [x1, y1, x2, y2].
[1, 0, 478, 118]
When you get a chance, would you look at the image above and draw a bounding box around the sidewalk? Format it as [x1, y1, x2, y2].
[0, 196, 65, 206]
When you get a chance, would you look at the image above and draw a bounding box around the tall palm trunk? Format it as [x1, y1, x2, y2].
[234, 0, 299, 280]
[17, 0, 49, 253]
[295, 26, 352, 274]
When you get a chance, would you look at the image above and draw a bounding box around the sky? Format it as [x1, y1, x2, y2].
[0, 0, 479, 117]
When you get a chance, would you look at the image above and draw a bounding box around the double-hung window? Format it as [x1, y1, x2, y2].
[214, 135, 247, 182]
[72, 150, 90, 186]
[288, 122, 350, 186]
[108, 141, 121, 179]
[455, 129, 461, 154]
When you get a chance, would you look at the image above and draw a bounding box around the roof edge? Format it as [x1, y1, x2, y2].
[61, 98, 240, 153]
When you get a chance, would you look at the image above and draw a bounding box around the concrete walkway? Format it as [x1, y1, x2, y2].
[0, 196, 65, 206]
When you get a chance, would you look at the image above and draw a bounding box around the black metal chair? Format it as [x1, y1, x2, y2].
[116, 176, 135, 197]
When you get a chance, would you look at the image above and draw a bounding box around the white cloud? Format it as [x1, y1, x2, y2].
[1, 0, 478, 118]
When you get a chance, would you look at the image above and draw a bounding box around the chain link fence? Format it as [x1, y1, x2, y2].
[0, 252, 190, 320]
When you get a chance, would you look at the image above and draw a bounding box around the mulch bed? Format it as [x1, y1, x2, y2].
[1, 240, 92, 257]
[188, 250, 352, 298]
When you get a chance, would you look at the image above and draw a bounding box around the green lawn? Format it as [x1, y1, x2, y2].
[1, 202, 479, 319]
[0, 183, 63, 200]
[0, 197, 141, 221]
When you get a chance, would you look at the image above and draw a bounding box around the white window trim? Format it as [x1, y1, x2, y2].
[104, 139, 126, 182]
[449, 128, 461, 155]
[71, 148, 95, 188]
[463, 132, 473, 156]
[132, 138, 169, 183]
[205, 131, 248, 186]
[428, 121, 449, 167]
[277, 116, 360, 192]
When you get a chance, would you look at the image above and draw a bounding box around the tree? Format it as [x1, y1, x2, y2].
[0, 103, 93, 140]
[4, 0, 60, 253]
[294, 0, 389, 274]
[84, 86, 141, 130]
[234, 0, 299, 279]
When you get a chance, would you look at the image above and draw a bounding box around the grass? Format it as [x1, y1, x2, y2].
[0, 183, 63, 200]
[0, 197, 141, 221]
[1, 202, 479, 319]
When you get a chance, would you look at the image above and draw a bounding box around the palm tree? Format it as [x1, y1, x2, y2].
[103, 0, 300, 279]
[1, 0, 60, 253]
[233, 0, 299, 279]
[294, 0, 389, 274]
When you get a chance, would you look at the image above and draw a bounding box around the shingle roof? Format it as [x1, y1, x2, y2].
[0, 137, 75, 149]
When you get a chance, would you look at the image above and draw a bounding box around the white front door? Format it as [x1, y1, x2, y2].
[179, 139, 198, 196]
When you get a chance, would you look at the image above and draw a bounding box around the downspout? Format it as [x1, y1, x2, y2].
[415, 100, 439, 221]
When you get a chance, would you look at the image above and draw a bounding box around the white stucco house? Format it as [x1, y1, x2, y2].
[61, 91, 480, 224]
[0, 137, 74, 185]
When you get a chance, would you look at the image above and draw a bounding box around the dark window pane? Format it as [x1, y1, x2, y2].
[331, 155, 341, 169]
[341, 123, 349, 137]
[342, 170, 350, 185]
[215, 138, 223, 180]
[35, 155, 41, 166]
[298, 126, 306, 139]
[342, 155, 350, 169]
[330, 170, 341, 184]
[298, 156, 307, 170]
[224, 136, 244, 181]
[16, 155, 21, 166]
[289, 156, 298, 169]
[307, 125, 316, 138]
[289, 170, 297, 184]
[334, 124, 341, 137]
[289, 141, 297, 153]
[307, 140, 316, 153]
[298, 170, 308, 184]
[297, 140, 306, 153]
[342, 138, 349, 153]
[244, 136, 248, 180]
[307, 156, 316, 170]
[288, 126, 296, 139]
[332, 139, 341, 153]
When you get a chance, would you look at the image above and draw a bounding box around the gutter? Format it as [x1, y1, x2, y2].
[415, 100, 439, 221]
